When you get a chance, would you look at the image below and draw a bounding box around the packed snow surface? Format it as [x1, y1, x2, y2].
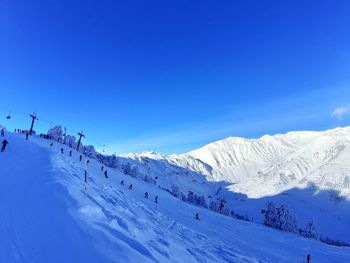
[1, 128, 350, 262]
[127, 127, 350, 243]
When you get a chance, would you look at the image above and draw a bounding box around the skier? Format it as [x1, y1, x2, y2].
[86, 160, 90, 165]
[60, 148, 64, 154]
[219, 200, 225, 212]
[1, 128, 4, 137]
[144, 192, 149, 199]
[128, 184, 133, 190]
[154, 195, 158, 203]
[101, 165, 104, 171]
[307, 254, 311, 263]
[195, 213, 200, 220]
[104, 170, 108, 178]
[49, 143, 53, 148]
[84, 170, 87, 183]
[69, 150, 72, 157]
[120, 180, 124, 186]
[26, 132, 29, 140]
[1, 139, 9, 152]
[79, 155, 83, 162]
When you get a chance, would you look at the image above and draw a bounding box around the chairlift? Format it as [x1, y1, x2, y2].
[6, 111, 11, 120]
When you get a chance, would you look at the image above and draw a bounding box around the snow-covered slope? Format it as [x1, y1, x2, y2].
[188, 126, 350, 198]
[1, 131, 350, 262]
[124, 126, 350, 243]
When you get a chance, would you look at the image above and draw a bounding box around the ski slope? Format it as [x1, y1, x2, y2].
[0, 131, 350, 262]
[124, 127, 350, 243]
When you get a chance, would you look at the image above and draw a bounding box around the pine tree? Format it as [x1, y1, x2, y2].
[263, 202, 298, 234]
[263, 201, 277, 227]
[65, 135, 77, 148]
[209, 200, 219, 212]
[47, 125, 63, 142]
[83, 145, 97, 158]
[303, 219, 320, 239]
[170, 185, 180, 198]
[187, 191, 194, 203]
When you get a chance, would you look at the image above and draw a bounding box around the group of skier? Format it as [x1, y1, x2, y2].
[143, 191, 159, 204]
[1, 128, 8, 152]
[40, 133, 53, 140]
[14, 128, 30, 134]
[1, 127, 203, 222]
[1, 128, 30, 152]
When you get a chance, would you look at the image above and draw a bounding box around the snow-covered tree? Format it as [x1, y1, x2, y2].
[121, 162, 138, 177]
[47, 125, 63, 141]
[180, 192, 187, 201]
[143, 174, 155, 184]
[195, 195, 208, 208]
[263, 201, 277, 227]
[97, 154, 119, 168]
[170, 185, 180, 198]
[65, 135, 77, 148]
[220, 206, 231, 216]
[262, 202, 298, 234]
[209, 200, 219, 212]
[185, 191, 208, 208]
[231, 211, 251, 222]
[302, 219, 319, 239]
[187, 191, 194, 203]
[83, 145, 97, 158]
[276, 205, 298, 233]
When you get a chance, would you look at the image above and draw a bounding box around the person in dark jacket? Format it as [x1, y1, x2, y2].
[144, 192, 149, 199]
[154, 195, 158, 203]
[60, 148, 64, 154]
[79, 155, 83, 161]
[101, 165, 104, 171]
[104, 170, 108, 178]
[219, 200, 225, 212]
[128, 184, 133, 190]
[1, 139, 9, 152]
[120, 180, 124, 185]
[26, 132, 29, 140]
[195, 213, 200, 220]
[69, 150, 72, 157]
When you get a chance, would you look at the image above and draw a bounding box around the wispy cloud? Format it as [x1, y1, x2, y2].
[331, 105, 350, 120]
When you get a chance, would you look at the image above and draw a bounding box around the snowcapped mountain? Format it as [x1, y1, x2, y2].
[1, 126, 350, 262]
[127, 126, 350, 200]
[124, 126, 350, 243]
[187, 126, 350, 198]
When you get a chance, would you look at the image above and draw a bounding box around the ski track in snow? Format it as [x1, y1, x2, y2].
[126, 126, 350, 243]
[0, 130, 350, 262]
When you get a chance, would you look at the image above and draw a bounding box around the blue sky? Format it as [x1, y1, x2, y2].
[0, 0, 350, 154]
